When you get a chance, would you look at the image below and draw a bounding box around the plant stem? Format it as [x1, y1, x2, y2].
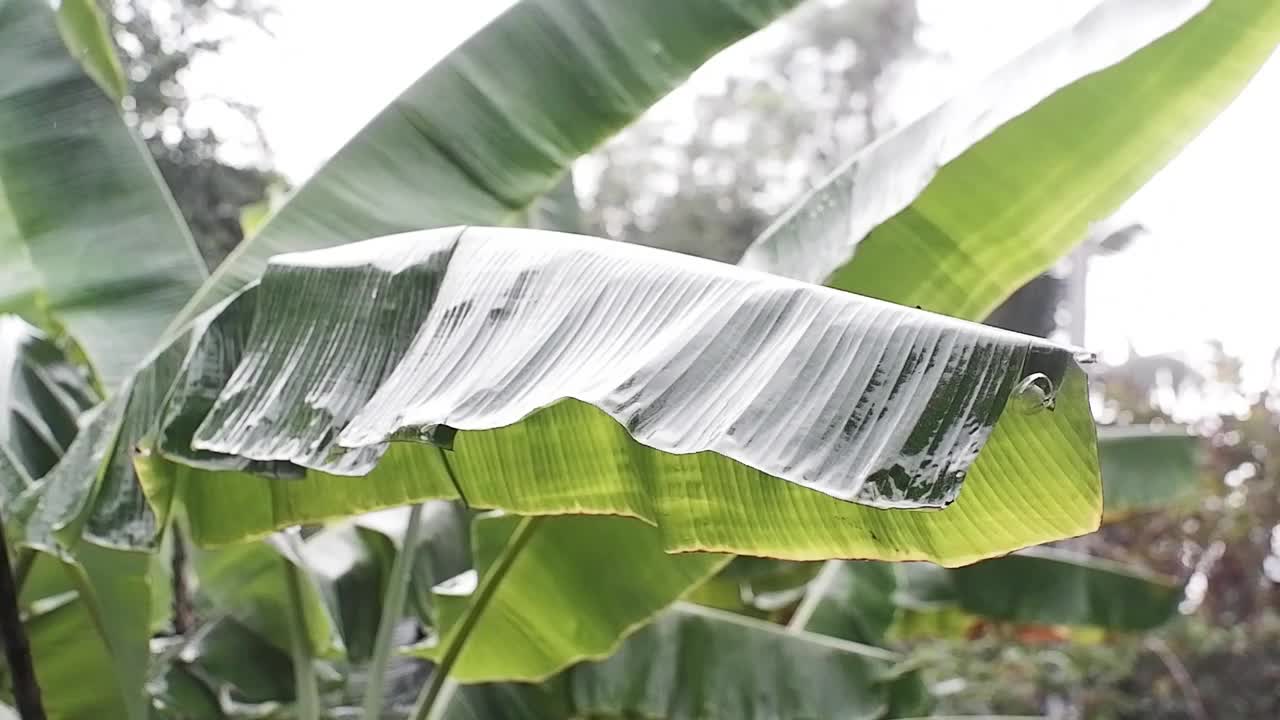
[409, 515, 542, 720]
[170, 523, 193, 635]
[283, 552, 319, 720]
[12, 549, 33, 599]
[361, 503, 426, 719]
[0, 518, 46, 720]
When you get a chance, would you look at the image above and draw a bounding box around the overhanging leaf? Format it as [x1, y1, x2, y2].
[151, 227, 1100, 566]
[740, 0, 1280, 322]
[170, 0, 807, 328]
[0, 0, 207, 387]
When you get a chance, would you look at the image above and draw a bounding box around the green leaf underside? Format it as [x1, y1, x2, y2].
[742, 0, 1280, 322]
[1098, 426, 1200, 515]
[416, 514, 728, 682]
[170, 0, 805, 329]
[442, 603, 903, 720]
[803, 546, 1180, 641]
[145, 227, 1098, 565]
[0, 0, 206, 387]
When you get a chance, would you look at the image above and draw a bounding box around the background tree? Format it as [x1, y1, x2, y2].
[105, 0, 278, 267]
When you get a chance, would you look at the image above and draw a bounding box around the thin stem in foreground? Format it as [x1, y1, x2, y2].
[283, 550, 319, 720]
[409, 515, 542, 720]
[0, 519, 46, 720]
[361, 503, 426, 719]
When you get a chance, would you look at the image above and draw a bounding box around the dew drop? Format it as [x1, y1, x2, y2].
[1012, 372, 1056, 414]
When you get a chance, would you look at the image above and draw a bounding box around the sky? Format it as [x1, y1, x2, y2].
[188, 0, 1280, 389]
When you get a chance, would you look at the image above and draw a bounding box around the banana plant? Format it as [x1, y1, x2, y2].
[1, 0, 1277, 718]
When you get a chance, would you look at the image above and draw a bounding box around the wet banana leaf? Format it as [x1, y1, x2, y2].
[150, 226, 1100, 565]
[171, 0, 805, 327]
[741, 0, 1280, 322]
[0, 0, 206, 387]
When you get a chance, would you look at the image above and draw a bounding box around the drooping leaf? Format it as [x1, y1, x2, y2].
[151, 227, 1100, 566]
[0, 0, 207, 387]
[414, 514, 727, 682]
[800, 547, 1181, 641]
[170, 0, 807, 328]
[1098, 425, 1201, 516]
[741, 0, 1280, 323]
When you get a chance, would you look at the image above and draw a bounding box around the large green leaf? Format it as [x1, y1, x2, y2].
[11, 550, 145, 720]
[415, 514, 727, 682]
[440, 603, 911, 720]
[800, 547, 1181, 640]
[171, 0, 805, 328]
[150, 226, 1100, 565]
[741, 0, 1280, 322]
[0, 0, 206, 387]
[1098, 425, 1201, 515]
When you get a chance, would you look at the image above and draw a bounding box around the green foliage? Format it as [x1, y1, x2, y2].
[0, 0, 207, 387]
[1, 0, 1276, 717]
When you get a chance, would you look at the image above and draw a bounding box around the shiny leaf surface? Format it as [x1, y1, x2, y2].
[150, 227, 1099, 566]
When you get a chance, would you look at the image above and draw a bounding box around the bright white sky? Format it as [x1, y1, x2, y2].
[188, 0, 1280, 388]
